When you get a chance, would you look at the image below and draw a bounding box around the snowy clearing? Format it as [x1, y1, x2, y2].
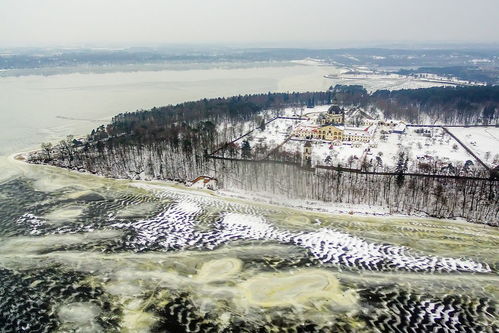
[280, 140, 366, 168]
[447, 127, 499, 168]
[232, 117, 301, 157]
[368, 127, 481, 172]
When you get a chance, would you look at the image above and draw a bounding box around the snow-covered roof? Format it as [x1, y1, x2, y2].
[294, 124, 319, 131]
[393, 123, 407, 132]
[347, 108, 375, 120]
[343, 125, 376, 137]
[344, 129, 370, 137]
[319, 125, 344, 130]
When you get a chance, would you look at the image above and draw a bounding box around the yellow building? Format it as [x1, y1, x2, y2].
[342, 125, 377, 143]
[293, 125, 318, 139]
[313, 125, 344, 141]
[293, 124, 376, 143]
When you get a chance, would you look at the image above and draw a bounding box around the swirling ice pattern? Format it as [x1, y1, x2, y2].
[110, 201, 491, 273]
[8, 191, 497, 333]
[360, 286, 497, 333]
[150, 289, 497, 333]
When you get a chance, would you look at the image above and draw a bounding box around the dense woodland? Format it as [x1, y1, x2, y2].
[29, 86, 499, 224]
[217, 160, 497, 223]
[333, 85, 499, 124]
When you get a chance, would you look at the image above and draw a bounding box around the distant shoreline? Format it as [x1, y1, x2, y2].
[0, 60, 301, 78]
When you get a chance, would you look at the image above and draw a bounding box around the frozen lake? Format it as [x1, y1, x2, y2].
[0, 63, 497, 332]
[0, 63, 336, 158]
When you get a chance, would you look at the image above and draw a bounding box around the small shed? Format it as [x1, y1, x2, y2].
[392, 122, 407, 134]
[190, 176, 218, 190]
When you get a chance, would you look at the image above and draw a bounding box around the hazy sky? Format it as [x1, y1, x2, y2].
[1, 0, 498, 47]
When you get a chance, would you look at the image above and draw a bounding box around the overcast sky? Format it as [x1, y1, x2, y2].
[1, 0, 498, 47]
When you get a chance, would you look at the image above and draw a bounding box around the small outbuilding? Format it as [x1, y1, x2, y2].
[392, 122, 407, 134]
[190, 176, 218, 190]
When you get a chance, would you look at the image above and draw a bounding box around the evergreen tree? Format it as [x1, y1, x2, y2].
[241, 140, 252, 159]
[483, 104, 496, 123]
[260, 119, 266, 131]
[395, 152, 408, 187]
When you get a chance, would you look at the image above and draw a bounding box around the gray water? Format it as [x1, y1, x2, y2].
[0, 63, 497, 332]
[0, 63, 335, 157]
[0, 63, 335, 182]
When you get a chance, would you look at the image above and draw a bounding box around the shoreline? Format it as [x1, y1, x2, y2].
[13, 150, 487, 226]
[0, 60, 305, 78]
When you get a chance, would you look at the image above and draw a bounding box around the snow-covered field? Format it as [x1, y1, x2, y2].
[280, 140, 366, 168]
[316, 142, 365, 168]
[280, 125, 482, 172]
[278, 139, 303, 155]
[447, 127, 499, 167]
[230, 117, 303, 158]
[324, 73, 455, 92]
[276, 104, 331, 121]
[219, 104, 494, 175]
[369, 127, 479, 172]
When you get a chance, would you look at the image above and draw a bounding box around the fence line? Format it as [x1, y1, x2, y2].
[209, 119, 497, 181]
[442, 127, 490, 172]
[209, 116, 279, 156]
[406, 124, 498, 128]
[208, 155, 496, 181]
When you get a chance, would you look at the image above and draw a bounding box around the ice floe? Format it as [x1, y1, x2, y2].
[109, 201, 491, 274]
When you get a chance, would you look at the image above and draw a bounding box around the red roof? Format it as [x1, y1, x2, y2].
[192, 176, 216, 184]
